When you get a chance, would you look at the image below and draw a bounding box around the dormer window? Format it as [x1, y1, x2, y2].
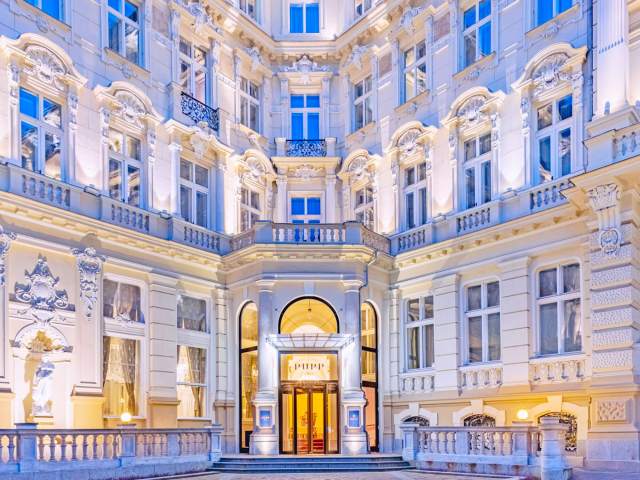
[179, 38, 208, 105]
[107, 0, 142, 65]
[290, 1, 319, 33]
[463, 133, 492, 209]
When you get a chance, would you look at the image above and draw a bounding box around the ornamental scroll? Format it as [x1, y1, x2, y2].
[588, 183, 622, 256]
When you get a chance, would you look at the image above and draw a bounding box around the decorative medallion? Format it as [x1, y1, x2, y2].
[23, 45, 66, 91]
[72, 247, 106, 320]
[290, 164, 324, 180]
[397, 128, 423, 160]
[14, 255, 69, 323]
[458, 95, 487, 131]
[282, 55, 330, 84]
[532, 53, 570, 97]
[113, 91, 146, 128]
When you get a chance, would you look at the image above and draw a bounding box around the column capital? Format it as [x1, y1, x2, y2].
[255, 279, 275, 292]
[342, 279, 363, 292]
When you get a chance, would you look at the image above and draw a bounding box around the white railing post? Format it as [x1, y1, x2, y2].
[539, 417, 571, 480]
[208, 424, 223, 461]
[15, 423, 38, 472]
[118, 425, 137, 466]
[399, 422, 419, 461]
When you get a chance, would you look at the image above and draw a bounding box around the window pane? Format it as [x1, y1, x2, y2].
[558, 95, 573, 120]
[361, 350, 376, 382]
[195, 165, 209, 187]
[464, 139, 476, 162]
[194, 67, 207, 103]
[108, 0, 120, 11]
[250, 103, 259, 131]
[481, 161, 491, 204]
[125, 24, 139, 64]
[250, 191, 260, 209]
[177, 346, 206, 417]
[180, 159, 192, 181]
[42, 0, 61, 19]
[124, 0, 138, 22]
[487, 282, 500, 307]
[407, 327, 419, 369]
[464, 31, 477, 67]
[19, 88, 38, 118]
[361, 304, 376, 348]
[126, 135, 140, 160]
[467, 285, 482, 311]
[468, 316, 482, 363]
[540, 303, 558, 355]
[419, 188, 428, 225]
[538, 136, 552, 180]
[290, 95, 304, 108]
[418, 162, 427, 181]
[407, 298, 419, 322]
[305, 2, 320, 33]
[463, 6, 476, 28]
[539, 268, 557, 297]
[563, 299, 582, 352]
[108, 13, 121, 52]
[404, 47, 415, 67]
[178, 296, 207, 332]
[364, 97, 373, 124]
[424, 324, 434, 368]
[488, 313, 500, 361]
[307, 112, 320, 139]
[559, 128, 571, 176]
[44, 132, 61, 180]
[109, 130, 124, 154]
[405, 192, 414, 229]
[127, 164, 140, 207]
[416, 41, 427, 59]
[291, 197, 305, 215]
[103, 337, 138, 416]
[537, 103, 553, 130]
[405, 167, 415, 186]
[196, 192, 208, 227]
[306, 95, 320, 108]
[558, 0, 572, 14]
[180, 185, 192, 222]
[478, 0, 491, 19]
[291, 112, 304, 139]
[20, 122, 38, 172]
[404, 70, 415, 102]
[479, 134, 492, 155]
[108, 158, 122, 201]
[42, 98, 61, 128]
[537, 0, 553, 25]
[478, 22, 491, 56]
[307, 197, 321, 215]
[562, 264, 580, 293]
[423, 295, 434, 319]
[465, 168, 476, 209]
[290, 3, 303, 32]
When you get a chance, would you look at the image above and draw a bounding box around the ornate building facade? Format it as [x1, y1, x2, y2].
[0, 0, 638, 472]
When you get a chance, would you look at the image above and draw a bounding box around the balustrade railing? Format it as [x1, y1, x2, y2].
[530, 178, 570, 211]
[530, 356, 586, 384]
[272, 223, 345, 243]
[456, 204, 494, 234]
[399, 372, 435, 394]
[180, 92, 219, 132]
[392, 224, 432, 254]
[169, 218, 226, 254]
[459, 364, 503, 390]
[100, 197, 150, 233]
[12, 168, 71, 209]
[285, 139, 327, 157]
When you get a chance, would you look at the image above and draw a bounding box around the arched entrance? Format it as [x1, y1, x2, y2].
[239, 302, 258, 453]
[278, 297, 340, 454]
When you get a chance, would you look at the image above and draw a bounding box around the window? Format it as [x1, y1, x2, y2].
[536, 94, 573, 183]
[103, 336, 140, 416]
[177, 295, 207, 332]
[107, 0, 141, 65]
[361, 303, 378, 450]
[462, 0, 491, 68]
[179, 159, 209, 228]
[537, 263, 581, 355]
[239, 77, 260, 132]
[355, 0, 372, 16]
[353, 76, 373, 131]
[239, 0, 257, 20]
[179, 38, 208, 104]
[402, 41, 427, 103]
[290, 196, 321, 223]
[239, 302, 258, 452]
[19, 88, 62, 180]
[240, 186, 261, 232]
[290, 1, 319, 33]
[108, 129, 142, 207]
[103, 279, 143, 323]
[24, 0, 63, 20]
[464, 414, 496, 427]
[403, 161, 429, 230]
[290, 94, 320, 139]
[535, 0, 572, 26]
[464, 281, 500, 363]
[405, 295, 435, 370]
[177, 345, 206, 418]
[355, 186, 374, 230]
[463, 133, 492, 209]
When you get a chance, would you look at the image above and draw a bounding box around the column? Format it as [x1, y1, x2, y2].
[341, 281, 367, 454]
[249, 281, 278, 455]
[0, 227, 16, 395]
[146, 128, 157, 210]
[7, 63, 20, 161]
[595, 0, 629, 115]
[275, 172, 287, 223]
[520, 95, 532, 186]
[214, 159, 226, 232]
[99, 107, 111, 194]
[280, 78, 289, 137]
[325, 173, 336, 223]
[387, 288, 400, 396]
[341, 73, 351, 138]
[321, 77, 331, 138]
[498, 256, 531, 387]
[70, 247, 105, 428]
[490, 112, 501, 197]
[210, 40, 220, 109]
[168, 142, 182, 216]
[147, 274, 179, 428]
[213, 287, 234, 451]
[433, 274, 460, 392]
[66, 90, 79, 183]
[342, 182, 353, 222]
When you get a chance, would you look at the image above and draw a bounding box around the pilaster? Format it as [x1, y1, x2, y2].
[433, 273, 460, 391]
[388, 288, 400, 396]
[0, 226, 16, 392]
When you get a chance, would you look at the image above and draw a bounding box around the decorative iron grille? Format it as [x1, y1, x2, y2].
[180, 92, 219, 132]
[286, 139, 327, 157]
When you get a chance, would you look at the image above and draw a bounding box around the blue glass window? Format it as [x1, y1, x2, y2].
[558, 0, 572, 13]
[291, 113, 304, 139]
[290, 95, 305, 108]
[537, 0, 553, 25]
[291, 198, 305, 215]
[463, 6, 476, 28]
[307, 197, 321, 215]
[41, 0, 62, 19]
[478, 0, 490, 20]
[558, 95, 572, 120]
[19, 89, 38, 118]
[290, 3, 304, 33]
[305, 2, 319, 33]
[306, 95, 320, 108]
[478, 22, 491, 56]
[307, 113, 320, 139]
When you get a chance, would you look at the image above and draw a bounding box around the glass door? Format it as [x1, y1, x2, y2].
[310, 388, 325, 453]
[281, 384, 294, 453]
[295, 387, 310, 454]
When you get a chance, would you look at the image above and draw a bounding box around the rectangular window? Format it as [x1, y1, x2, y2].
[103, 278, 143, 323]
[239, 0, 258, 20]
[535, 94, 573, 183]
[403, 163, 429, 230]
[107, 0, 141, 65]
[353, 76, 373, 131]
[537, 264, 582, 355]
[240, 186, 261, 232]
[354, 186, 374, 230]
[290, 196, 321, 223]
[177, 345, 206, 418]
[103, 336, 140, 416]
[179, 159, 209, 228]
[240, 77, 260, 132]
[462, 0, 491, 68]
[536, 0, 572, 26]
[108, 129, 142, 207]
[355, 0, 372, 16]
[19, 88, 63, 180]
[405, 192, 415, 229]
[25, 0, 63, 20]
[405, 295, 435, 370]
[465, 281, 500, 363]
[178, 295, 207, 332]
[402, 41, 427, 103]
[179, 38, 208, 104]
[290, 94, 321, 139]
[289, 1, 319, 33]
[462, 133, 492, 209]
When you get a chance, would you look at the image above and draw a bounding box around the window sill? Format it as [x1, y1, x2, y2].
[395, 90, 430, 116]
[460, 361, 502, 369]
[346, 121, 377, 143]
[453, 52, 496, 82]
[525, 4, 580, 39]
[400, 368, 435, 376]
[530, 351, 585, 362]
[17, 0, 71, 32]
[104, 48, 151, 81]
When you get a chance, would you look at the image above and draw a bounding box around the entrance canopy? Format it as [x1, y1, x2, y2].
[279, 298, 338, 334]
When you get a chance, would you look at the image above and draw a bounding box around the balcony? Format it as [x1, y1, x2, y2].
[179, 91, 219, 132]
[275, 137, 337, 157]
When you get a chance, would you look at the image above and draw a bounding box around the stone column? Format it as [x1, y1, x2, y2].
[275, 173, 287, 223]
[99, 107, 111, 194]
[249, 281, 278, 455]
[388, 288, 401, 396]
[433, 274, 460, 392]
[66, 90, 79, 183]
[7, 63, 20, 161]
[519, 95, 532, 186]
[341, 280, 367, 454]
[498, 256, 531, 387]
[341, 73, 351, 138]
[147, 274, 179, 428]
[280, 78, 289, 137]
[325, 173, 336, 223]
[168, 142, 182, 217]
[146, 128, 157, 210]
[0, 227, 16, 393]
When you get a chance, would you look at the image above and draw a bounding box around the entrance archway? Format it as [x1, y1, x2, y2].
[239, 302, 258, 453]
[279, 297, 339, 334]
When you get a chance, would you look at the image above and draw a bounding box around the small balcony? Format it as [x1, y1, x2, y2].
[275, 137, 337, 157]
[179, 91, 219, 132]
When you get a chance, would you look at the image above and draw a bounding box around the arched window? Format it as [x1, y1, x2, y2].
[463, 414, 496, 427]
[239, 302, 258, 453]
[361, 303, 378, 450]
[279, 297, 338, 334]
[403, 416, 430, 427]
[539, 412, 577, 452]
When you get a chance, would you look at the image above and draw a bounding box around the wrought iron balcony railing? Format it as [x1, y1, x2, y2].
[180, 92, 219, 132]
[285, 139, 327, 157]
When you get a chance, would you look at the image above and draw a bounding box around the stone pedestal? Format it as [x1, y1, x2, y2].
[249, 394, 278, 455]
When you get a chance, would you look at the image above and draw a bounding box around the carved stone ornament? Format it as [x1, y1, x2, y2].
[72, 247, 105, 320]
[246, 47, 263, 72]
[241, 157, 267, 184]
[458, 95, 488, 131]
[532, 53, 570, 97]
[0, 226, 17, 287]
[347, 156, 369, 183]
[597, 400, 627, 423]
[282, 55, 330, 84]
[345, 45, 368, 70]
[190, 125, 211, 158]
[400, 6, 425, 33]
[186, 1, 213, 34]
[113, 91, 146, 128]
[290, 164, 324, 180]
[397, 128, 423, 160]
[14, 255, 69, 323]
[588, 184, 622, 256]
[520, 97, 530, 131]
[12, 325, 70, 353]
[23, 45, 66, 91]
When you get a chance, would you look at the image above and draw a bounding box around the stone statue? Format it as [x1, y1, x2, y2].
[32, 355, 55, 416]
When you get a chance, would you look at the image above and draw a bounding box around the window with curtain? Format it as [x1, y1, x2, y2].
[177, 295, 207, 332]
[537, 263, 581, 355]
[462, 0, 491, 68]
[354, 186, 374, 230]
[463, 133, 492, 209]
[19, 87, 63, 180]
[535, 0, 572, 26]
[103, 279, 143, 323]
[108, 128, 142, 207]
[361, 303, 378, 450]
[239, 302, 258, 452]
[535, 94, 573, 184]
[107, 0, 142, 65]
[353, 76, 373, 131]
[179, 159, 210, 228]
[290, 94, 320, 139]
[239, 77, 260, 132]
[179, 38, 208, 104]
[177, 345, 206, 418]
[289, 1, 319, 33]
[240, 186, 261, 232]
[402, 41, 427, 103]
[464, 281, 500, 363]
[405, 295, 435, 370]
[24, 0, 64, 21]
[403, 161, 429, 230]
[103, 336, 139, 416]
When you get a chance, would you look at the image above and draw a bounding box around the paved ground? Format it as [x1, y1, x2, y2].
[184, 472, 519, 480]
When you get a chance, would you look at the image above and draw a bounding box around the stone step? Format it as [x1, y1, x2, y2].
[215, 455, 405, 463]
[210, 455, 412, 473]
[209, 466, 415, 474]
[212, 461, 411, 469]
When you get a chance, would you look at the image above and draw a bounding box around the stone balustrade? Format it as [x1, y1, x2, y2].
[101, 196, 151, 233]
[456, 202, 497, 234]
[169, 217, 229, 254]
[399, 372, 435, 394]
[530, 356, 586, 384]
[529, 178, 570, 212]
[0, 424, 222, 477]
[459, 364, 503, 390]
[392, 223, 433, 254]
[613, 127, 639, 162]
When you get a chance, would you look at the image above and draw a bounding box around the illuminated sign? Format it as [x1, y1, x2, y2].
[286, 354, 331, 381]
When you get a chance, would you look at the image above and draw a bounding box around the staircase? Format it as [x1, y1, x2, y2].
[209, 454, 413, 473]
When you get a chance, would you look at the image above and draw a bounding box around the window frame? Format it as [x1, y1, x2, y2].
[355, 0, 372, 17]
[288, 0, 320, 34]
[176, 344, 208, 419]
[239, 76, 260, 133]
[461, 132, 493, 209]
[461, 0, 492, 69]
[402, 161, 430, 230]
[290, 93, 321, 140]
[107, 127, 144, 208]
[534, 0, 573, 27]
[353, 75, 373, 132]
[404, 295, 435, 371]
[401, 41, 427, 103]
[354, 185, 375, 230]
[179, 158, 211, 228]
[178, 37, 209, 105]
[23, 0, 65, 21]
[240, 185, 262, 232]
[177, 293, 209, 334]
[534, 94, 573, 184]
[289, 193, 323, 223]
[239, 0, 258, 21]
[463, 279, 501, 364]
[106, 0, 143, 66]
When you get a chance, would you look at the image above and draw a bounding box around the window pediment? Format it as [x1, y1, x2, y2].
[339, 150, 377, 187]
[388, 122, 436, 167]
[95, 82, 163, 133]
[443, 87, 504, 137]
